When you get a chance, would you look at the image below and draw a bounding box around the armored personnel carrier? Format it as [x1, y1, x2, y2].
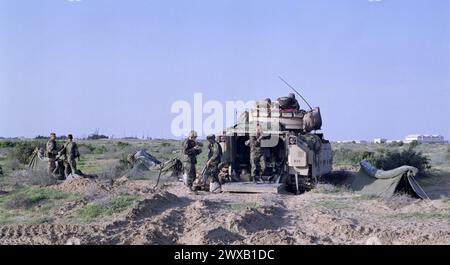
[218, 95, 332, 194]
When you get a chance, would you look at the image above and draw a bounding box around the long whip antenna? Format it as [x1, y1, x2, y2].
[278, 76, 313, 110]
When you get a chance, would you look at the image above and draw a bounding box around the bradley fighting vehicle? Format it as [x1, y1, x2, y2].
[218, 80, 332, 194]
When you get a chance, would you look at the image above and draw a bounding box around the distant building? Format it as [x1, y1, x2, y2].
[404, 134, 448, 144]
[336, 140, 356, 144]
[386, 140, 403, 144]
[373, 138, 387, 144]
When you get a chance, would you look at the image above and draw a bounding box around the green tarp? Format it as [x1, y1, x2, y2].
[330, 160, 429, 199]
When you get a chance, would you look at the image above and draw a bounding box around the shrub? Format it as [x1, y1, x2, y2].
[332, 148, 374, 165]
[8, 169, 57, 186]
[99, 160, 126, 180]
[78, 145, 94, 155]
[9, 141, 45, 165]
[409, 140, 419, 149]
[365, 148, 431, 175]
[6, 158, 20, 171]
[0, 141, 17, 148]
[447, 148, 450, 161]
[78, 143, 96, 153]
[94, 145, 108, 155]
[116, 141, 130, 149]
[0, 165, 3, 176]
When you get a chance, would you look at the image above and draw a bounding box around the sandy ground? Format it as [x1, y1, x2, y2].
[0, 178, 449, 245]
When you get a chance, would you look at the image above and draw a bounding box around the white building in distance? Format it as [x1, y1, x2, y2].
[404, 134, 448, 144]
[373, 138, 387, 144]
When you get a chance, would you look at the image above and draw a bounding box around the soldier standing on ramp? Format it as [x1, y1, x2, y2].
[182, 130, 202, 191]
[245, 125, 266, 183]
[59, 134, 80, 177]
[204, 134, 222, 188]
[46, 133, 58, 175]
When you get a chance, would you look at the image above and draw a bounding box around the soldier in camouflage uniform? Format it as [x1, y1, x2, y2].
[59, 134, 80, 177]
[245, 127, 266, 182]
[204, 134, 222, 187]
[46, 133, 58, 175]
[182, 131, 202, 191]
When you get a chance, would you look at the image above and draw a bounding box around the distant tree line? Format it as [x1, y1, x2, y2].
[87, 134, 109, 140]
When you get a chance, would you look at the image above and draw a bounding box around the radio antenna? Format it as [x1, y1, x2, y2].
[278, 76, 313, 110]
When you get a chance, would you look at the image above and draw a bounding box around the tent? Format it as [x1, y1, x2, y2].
[329, 160, 429, 199]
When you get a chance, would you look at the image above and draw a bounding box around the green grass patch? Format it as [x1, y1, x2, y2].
[388, 211, 450, 220]
[74, 194, 139, 223]
[0, 187, 79, 209]
[226, 202, 261, 210]
[0, 187, 80, 224]
[314, 199, 350, 210]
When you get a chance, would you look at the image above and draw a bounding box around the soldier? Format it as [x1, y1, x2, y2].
[245, 126, 266, 182]
[59, 134, 80, 177]
[46, 133, 58, 175]
[204, 134, 222, 188]
[288, 92, 300, 110]
[182, 130, 202, 191]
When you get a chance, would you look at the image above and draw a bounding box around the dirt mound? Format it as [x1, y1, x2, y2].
[233, 206, 286, 234]
[1, 181, 449, 245]
[53, 178, 111, 197]
[204, 227, 245, 244]
[126, 191, 183, 220]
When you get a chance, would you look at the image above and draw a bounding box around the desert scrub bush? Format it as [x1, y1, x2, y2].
[0, 140, 17, 148]
[75, 194, 139, 222]
[409, 140, 419, 149]
[116, 141, 130, 149]
[8, 169, 57, 186]
[5, 157, 20, 171]
[94, 145, 108, 155]
[332, 148, 374, 166]
[78, 145, 94, 155]
[365, 148, 431, 175]
[78, 143, 96, 154]
[0, 187, 78, 210]
[9, 140, 45, 164]
[97, 158, 129, 180]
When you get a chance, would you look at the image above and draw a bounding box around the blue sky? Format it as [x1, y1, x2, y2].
[0, 0, 449, 140]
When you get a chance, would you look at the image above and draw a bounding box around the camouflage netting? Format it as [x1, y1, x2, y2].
[127, 150, 162, 178]
[28, 148, 48, 171]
